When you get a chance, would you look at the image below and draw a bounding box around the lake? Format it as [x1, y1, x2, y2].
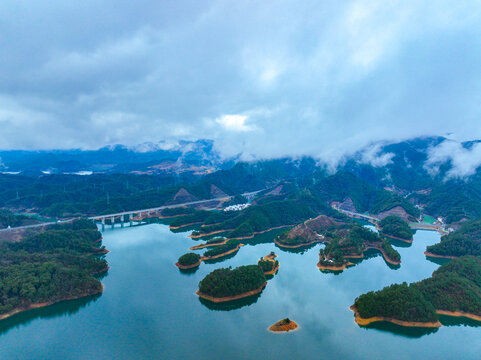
[0, 223, 480, 359]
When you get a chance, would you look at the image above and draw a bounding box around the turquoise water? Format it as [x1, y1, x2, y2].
[0, 224, 480, 359]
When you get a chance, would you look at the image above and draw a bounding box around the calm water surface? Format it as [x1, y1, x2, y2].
[0, 223, 480, 359]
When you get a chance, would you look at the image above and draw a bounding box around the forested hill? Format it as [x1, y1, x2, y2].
[2, 136, 481, 226]
[0, 219, 107, 317]
[353, 256, 481, 324]
[426, 219, 481, 257]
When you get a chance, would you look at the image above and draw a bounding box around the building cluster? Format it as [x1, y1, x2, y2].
[223, 203, 251, 212]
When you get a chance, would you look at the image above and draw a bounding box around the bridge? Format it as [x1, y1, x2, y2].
[88, 190, 263, 229]
[0, 191, 263, 233]
[334, 208, 378, 222]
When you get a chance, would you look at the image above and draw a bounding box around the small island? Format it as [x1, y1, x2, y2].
[258, 252, 280, 275]
[197, 265, 267, 303]
[352, 256, 481, 328]
[378, 215, 414, 242]
[175, 253, 202, 269]
[202, 240, 243, 260]
[268, 318, 299, 333]
[189, 237, 227, 250]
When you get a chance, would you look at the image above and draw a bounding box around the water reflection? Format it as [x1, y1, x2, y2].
[0, 294, 102, 336]
[178, 266, 200, 275]
[203, 250, 239, 264]
[439, 315, 481, 328]
[359, 321, 439, 338]
[275, 243, 319, 254]
[198, 292, 263, 311]
[425, 256, 451, 266]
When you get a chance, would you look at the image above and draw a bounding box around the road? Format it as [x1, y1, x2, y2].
[0, 190, 263, 232]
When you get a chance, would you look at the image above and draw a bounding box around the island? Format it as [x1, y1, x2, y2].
[258, 252, 280, 275]
[175, 253, 202, 269]
[268, 318, 299, 332]
[276, 215, 401, 268]
[378, 215, 413, 242]
[202, 240, 244, 260]
[0, 219, 107, 321]
[425, 219, 481, 258]
[352, 256, 481, 327]
[189, 237, 227, 250]
[197, 265, 267, 303]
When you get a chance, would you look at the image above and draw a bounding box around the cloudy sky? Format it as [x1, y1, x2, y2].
[1, 0, 481, 162]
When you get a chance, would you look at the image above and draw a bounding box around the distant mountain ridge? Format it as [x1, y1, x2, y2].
[0, 139, 223, 175]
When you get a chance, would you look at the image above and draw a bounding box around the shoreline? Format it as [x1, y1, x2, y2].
[93, 265, 111, 275]
[383, 234, 413, 243]
[263, 263, 280, 275]
[169, 222, 203, 230]
[350, 305, 441, 328]
[0, 285, 104, 322]
[190, 224, 292, 240]
[436, 310, 481, 322]
[366, 245, 401, 266]
[268, 320, 299, 333]
[424, 251, 458, 259]
[274, 237, 321, 249]
[189, 239, 228, 250]
[196, 282, 267, 303]
[203, 243, 244, 260]
[317, 260, 354, 271]
[229, 225, 294, 241]
[189, 229, 234, 239]
[175, 260, 202, 269]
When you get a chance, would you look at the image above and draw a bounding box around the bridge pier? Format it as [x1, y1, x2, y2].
[111, 216, 115, 228]
[121, 215, 124, 227]
[129, 213, 133, 226]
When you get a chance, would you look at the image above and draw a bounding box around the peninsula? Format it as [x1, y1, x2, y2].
[352, 256, 481, 327]
[0, 219, 107, 321]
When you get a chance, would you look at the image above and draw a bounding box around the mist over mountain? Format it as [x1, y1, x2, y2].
[2, 137, 481, 185]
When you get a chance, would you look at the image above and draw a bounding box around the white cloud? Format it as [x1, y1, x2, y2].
[425, 140, 481, 179]
[1, 0, 481, 163]
[215, 114, 258, 132]
[359, 143, 394, 167]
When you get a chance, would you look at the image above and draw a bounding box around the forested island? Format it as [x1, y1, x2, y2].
[0, 219, 107, 320]
[197, 265, 267, 302]
[352, 256, 481, 327]
[203, 240, 243, 260]
[425, 219, 481, 258]
[175, 253, 202, 269]
[378, 216, 413, 242]
[273, 215, 400, 269]
[258, 252, 279, 275]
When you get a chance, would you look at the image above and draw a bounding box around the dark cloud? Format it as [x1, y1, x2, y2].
[1, 0, 481, 165]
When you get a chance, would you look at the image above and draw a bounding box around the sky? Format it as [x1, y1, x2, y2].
[1, 0, 481, 163]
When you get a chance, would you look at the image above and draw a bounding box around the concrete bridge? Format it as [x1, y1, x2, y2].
[89, 190, 262, 230]
[334, 208, 379, 223]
